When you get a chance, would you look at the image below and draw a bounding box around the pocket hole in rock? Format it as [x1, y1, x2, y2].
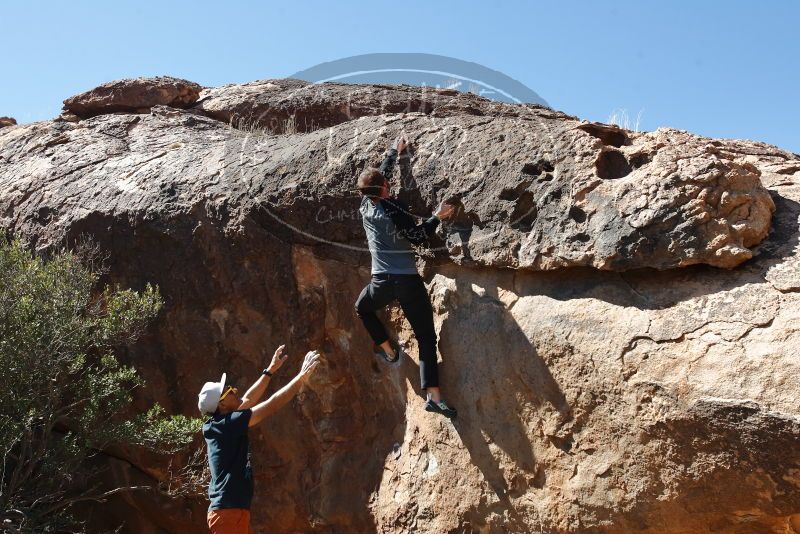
[629, 153, 652, 169]
[522, 160, 555, 176]
[511, 191, 537, 232]
[569, 206, 587, 223]
[596, 150, 632, 180]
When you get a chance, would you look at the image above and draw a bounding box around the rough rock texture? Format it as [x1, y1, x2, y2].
[194, 79, 775, 270]
[0, 78, 798, 534]
[3, 80, 776, 272]
[194, 78, 525, 132]
[0, 116, 16, 128]
[62, 76, 201, 118]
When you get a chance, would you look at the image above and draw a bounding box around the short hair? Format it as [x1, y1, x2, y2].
[357, 168, 386, 197]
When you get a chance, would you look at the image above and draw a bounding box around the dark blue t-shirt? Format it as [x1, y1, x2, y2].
[203, 409, 253, 510]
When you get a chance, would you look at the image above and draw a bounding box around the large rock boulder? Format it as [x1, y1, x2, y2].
[62, 76, 202, 118]
[0, 116, 16, 128]
[0, 79, 798, 533]
[3, 80, 775, 271]
[195, 79, 776, 270]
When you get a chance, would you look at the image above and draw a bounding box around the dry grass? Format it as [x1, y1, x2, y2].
[607, 108, 644, 132]
[228, 114, 302, 136]
[159, 447, 210, 499]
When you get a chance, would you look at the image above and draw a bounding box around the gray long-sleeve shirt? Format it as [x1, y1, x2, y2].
[360, 195, 419, 274]
[359, 149, 441, 274]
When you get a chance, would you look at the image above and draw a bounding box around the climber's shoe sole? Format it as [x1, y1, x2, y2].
[425, 399, 458, 419]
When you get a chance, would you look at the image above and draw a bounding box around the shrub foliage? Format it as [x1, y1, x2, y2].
[0, 236, 201, 532]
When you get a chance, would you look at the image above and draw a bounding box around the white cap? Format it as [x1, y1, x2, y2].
[197, 373, 226, 414]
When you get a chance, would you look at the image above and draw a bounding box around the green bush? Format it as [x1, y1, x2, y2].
[0, 236, 202, 532]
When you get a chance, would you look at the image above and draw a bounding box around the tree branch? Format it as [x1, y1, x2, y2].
[41, 485, 152, 516]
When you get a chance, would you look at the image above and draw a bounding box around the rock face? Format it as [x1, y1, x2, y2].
[0, 78, 798, 534]
[7, 78, 777, 272]
[194, 78, 523, 132]
[195, 79, 776, 271]
[62, 76, 201, 118]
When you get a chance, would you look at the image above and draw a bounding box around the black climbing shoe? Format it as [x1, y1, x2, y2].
[374, 340, 404, 364]
[425, 399, 458, 419]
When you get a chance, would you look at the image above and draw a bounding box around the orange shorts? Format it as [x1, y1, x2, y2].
[207, 508, 253, 534]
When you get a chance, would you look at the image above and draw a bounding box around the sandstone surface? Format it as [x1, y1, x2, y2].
[0, 78, 798, 533]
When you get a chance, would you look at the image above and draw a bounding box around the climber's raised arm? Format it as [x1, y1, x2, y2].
[382, 198, 456, 245]
[376, 137, 456, 245]
[248, 350, 320, 427]
[377, 136, 408, 178]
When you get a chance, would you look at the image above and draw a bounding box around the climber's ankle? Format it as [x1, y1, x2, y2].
[427, 387, 442, 403]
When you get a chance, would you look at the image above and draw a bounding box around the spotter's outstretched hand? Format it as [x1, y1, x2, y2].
[299, 350, 321, 382]
[267, 344, 289, 374]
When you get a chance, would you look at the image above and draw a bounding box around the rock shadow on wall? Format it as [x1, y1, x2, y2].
[755, 191, 800, 269]
[399, 275, 571, 503]
[394, 146, 427, 214]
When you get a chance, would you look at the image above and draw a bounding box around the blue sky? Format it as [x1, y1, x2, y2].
[2, 1, 798, 152]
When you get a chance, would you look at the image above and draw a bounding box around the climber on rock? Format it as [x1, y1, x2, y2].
[354, 136, 458, 419]
[198, 345, 321, 534]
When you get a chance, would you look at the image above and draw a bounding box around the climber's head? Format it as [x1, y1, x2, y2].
[357, 168, 389, 199]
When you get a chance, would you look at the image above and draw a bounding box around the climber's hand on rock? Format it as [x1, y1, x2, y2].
[395, 136, 409, 155]
[435, 202, 456, 220]
[299, 350, 321, 381]
[267, 344, 288, 374]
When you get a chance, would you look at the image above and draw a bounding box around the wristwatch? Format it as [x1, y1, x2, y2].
[262, 369, 273, 377]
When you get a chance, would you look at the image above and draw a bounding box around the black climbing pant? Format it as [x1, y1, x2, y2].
[354, 273, 439, 389]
